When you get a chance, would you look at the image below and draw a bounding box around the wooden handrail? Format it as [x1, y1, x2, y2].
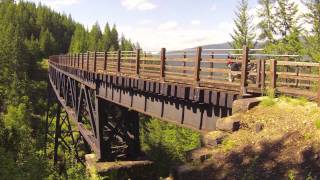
[48, 47, 320, 103]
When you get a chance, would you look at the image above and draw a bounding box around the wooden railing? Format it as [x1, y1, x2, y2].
[49, 46, 320, 102]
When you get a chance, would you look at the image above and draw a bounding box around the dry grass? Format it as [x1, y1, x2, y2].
[185, 97, 320, 179]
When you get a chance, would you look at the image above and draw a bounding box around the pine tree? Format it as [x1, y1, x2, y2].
[230, 0, 256, 49]
[110, 24, 119, 51]
[303, 0, 320, 61]
[120, 34, 135, 51]
[257, 0, 276, 43]
[88, 22, 102, 51]
[101, 23, 112, 51]
[274, 0, 299, 38]
[69, 24, 88, 53]
[267, 0, 302, 54]
[39, 28, 57, 57]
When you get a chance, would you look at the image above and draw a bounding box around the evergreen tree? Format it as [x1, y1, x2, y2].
[101, 23, 112, 51]
[120, 34, 135, 51]
[267, 0, 302, 54]
[274, 0, 300, 38]
[230, 0, 256, 49]
[110, 24, 119, 51]
[69, 24, 88, 53]
[39, 28, 57, 57]
[303, 0, 320, 61]
[88, 22, 102, 51]
[257, 0, 276, 43]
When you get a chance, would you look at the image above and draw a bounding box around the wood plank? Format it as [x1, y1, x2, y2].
[277, 61, 320, 67]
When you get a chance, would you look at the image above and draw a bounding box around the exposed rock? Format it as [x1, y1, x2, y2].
[186, 147, 213, 163]
[201, 131, 227, 147]
[255, 122, 264, 133]
[232, 97, 261, 114]
[216, 116, 241, 132]
[85, 154, 154, 179]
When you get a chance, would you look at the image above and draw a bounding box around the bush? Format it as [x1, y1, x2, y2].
[260, 97, 276, 107]
[315, 119, 320, 129]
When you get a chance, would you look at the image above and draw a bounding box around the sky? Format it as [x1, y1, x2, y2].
[24, 0, 306, 51]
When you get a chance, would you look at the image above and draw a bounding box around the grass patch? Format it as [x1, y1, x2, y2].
[260, 97, 276, 107]
[315, 119, 320, 129]
[221, 139, 236, 152]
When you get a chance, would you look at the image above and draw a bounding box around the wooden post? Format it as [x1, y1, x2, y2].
[211, 52, 214, 77]
[73, 54, 75, 67]
[81, 53, 84, 70]
[256, 59, 261, 87]
[104, 51, 107, 71]
[183, 51, 186, 75]
[295, 66, 299, 87]
[194, 47, 202, 86]
[160, 48, 166, 81]
[117, 50, 121, 73]
[93, 51, 97, 72]
[77, 53, 80, 68]
[318, 66, 320, 106]
[87, 52, 90, 71]
[240, 45, 249, 95]
[270, 59, 277, 90]
[261, 59, 266, 94]
[284, 53, 289, 84]
[136, 49, 141, 76]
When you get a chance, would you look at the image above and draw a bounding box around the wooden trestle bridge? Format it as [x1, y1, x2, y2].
[47, 45, 320, 163]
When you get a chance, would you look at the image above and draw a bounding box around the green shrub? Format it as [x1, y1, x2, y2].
[260, 97, 276, 107]
[265, 88, 276, 98]
[315, 119, 320, 129]
[221, 139, 236, 152]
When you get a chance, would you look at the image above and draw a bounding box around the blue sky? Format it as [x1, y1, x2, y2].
[25, 0, 305, 50]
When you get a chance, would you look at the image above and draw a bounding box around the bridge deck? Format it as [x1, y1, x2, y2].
[48, 46, 320, 160]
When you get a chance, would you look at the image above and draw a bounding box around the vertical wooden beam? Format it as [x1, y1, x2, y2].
[295, 65, 299, 87]
[256, 59, 261, 87]
[240, 45, 249, 95]
[87, 52, 90, 71]
[183, 51, 186, 75]
[270, 59, 277, 90]
[194, 47, 202, 86]
[261, 59, 266, 94]
[136, 49, 141, 76]
[81, 53, 84, 70]
[104, 51, 107, 71]
[284, 53, 289, 83]
[318, 66, 320, 106]
[73, 54, 75, 67]
[95, 98, 109, 160]
[93, 51, 97, 72]
[53, 105, 61, 165]
[77, 53, 80, 68]
[117, 50, 121, 73]
[160, 48, 166, 81]
[211, 52, 214, 77]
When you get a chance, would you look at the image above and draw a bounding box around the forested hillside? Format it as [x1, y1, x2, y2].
[0, 0, 135, 179]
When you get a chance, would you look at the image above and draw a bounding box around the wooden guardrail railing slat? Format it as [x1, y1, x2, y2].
[49, 47, 320, 103]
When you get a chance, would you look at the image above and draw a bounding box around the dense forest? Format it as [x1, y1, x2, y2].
[0, 0, 136, 179]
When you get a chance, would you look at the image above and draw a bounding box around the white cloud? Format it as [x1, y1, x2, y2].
[118, 21, 234, 51]
[121, 0, 157, 11]
[158, 21, 178, 30]
[191, 20, 201, 25]
[140, 19, 153, 25]
[23, 0, 80, 8]
[210, 4, 217, 11]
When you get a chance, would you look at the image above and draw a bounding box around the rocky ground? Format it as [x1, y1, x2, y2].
[174, 97, 320, 180]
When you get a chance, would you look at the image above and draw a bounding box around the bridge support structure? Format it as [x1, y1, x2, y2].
[46, 67, 141, 163]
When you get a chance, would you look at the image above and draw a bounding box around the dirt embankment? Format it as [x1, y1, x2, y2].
[180, 97, 320, 180]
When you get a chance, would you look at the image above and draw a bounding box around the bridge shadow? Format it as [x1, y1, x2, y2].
[173, 131, 320, 180]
